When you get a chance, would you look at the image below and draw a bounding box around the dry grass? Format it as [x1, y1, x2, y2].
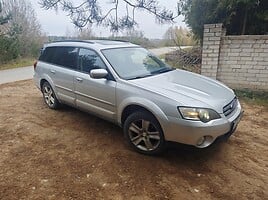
[0, 57, 35, 70]
[235, 89, 268, 107]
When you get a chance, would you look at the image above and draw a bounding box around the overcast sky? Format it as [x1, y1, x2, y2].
[30, 0, 186, 39]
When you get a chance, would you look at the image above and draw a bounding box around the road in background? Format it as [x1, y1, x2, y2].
[150, 46, 190, 55]
[0, 46, 186, 85]
[0, 66, 33, 84]
[150, 46, 178, 55]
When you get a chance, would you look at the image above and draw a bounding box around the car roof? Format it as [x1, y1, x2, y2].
[44, 40, 139, 51]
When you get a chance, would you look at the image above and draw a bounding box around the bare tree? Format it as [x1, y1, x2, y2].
[0, 1, 12, 36]
[2, 0, 45, 57]
[163, 26, 196, 47]
[76, 26, 95, 39]
[39, 0, 179, 32]
[0, 2, 10, 24]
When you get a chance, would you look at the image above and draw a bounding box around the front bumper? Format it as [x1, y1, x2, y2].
[162, 101, 243, 148]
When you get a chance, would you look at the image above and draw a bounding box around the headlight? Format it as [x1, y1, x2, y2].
[178, 107, 220, 123]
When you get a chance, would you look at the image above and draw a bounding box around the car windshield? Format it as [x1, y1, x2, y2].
[102, 47, 173, 80]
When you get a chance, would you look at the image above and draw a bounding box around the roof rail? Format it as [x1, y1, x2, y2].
[103, 39, 130, 43]
[45, 39, 131, 45]
[49, 39, 94, 44]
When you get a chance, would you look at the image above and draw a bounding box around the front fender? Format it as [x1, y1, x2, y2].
[117, 97, 168, 127]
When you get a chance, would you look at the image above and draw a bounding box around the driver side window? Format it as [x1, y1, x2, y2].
[78, 48, 106, 73]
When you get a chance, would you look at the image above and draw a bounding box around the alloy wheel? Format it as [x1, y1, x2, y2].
[128, 119, 161, 152]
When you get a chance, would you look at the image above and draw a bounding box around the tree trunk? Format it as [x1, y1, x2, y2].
[241, 7, 248, 35]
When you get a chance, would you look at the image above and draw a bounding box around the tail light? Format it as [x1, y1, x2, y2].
[34, 61, 37, 70]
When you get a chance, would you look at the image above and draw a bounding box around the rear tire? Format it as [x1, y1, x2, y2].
[123, 111, 165, 155]
[41, 81, 59, 109]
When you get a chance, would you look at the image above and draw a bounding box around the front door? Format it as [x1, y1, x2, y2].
[74, 48, 117, 121]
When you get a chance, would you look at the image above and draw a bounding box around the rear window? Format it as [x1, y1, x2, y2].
[39, 46, 78, 70]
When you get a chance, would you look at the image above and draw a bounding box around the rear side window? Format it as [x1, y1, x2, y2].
[39, 46, 78, 70]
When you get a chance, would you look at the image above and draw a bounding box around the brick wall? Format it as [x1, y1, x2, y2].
[201, 23, 268, 90]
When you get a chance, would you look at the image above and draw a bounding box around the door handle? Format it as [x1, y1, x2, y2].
[76, 77, 83, 82]
[50, 69, 56, 74]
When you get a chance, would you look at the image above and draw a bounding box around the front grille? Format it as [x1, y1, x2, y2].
[223, 97, 238, 116]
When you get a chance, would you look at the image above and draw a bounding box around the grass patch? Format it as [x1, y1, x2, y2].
[0, 57, 35, 70]
[235, 89, 268, 106]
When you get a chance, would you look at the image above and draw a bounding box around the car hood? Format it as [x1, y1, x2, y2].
[130, 69, 235, 113]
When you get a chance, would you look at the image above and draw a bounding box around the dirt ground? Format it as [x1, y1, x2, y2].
[0, 80, 267, 200]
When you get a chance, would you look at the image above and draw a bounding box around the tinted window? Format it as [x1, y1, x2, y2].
[39, 47, 56, 63]
[39, 46, 78, 70]
[78, 48, 106, 73]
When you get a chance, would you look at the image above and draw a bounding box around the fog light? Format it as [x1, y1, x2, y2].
[197, 136, 205, 146]
[196, 136, 214, 148]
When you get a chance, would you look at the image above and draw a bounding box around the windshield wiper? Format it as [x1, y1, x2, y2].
[128, 74, 153, 80]
[152, 67, 174, 74]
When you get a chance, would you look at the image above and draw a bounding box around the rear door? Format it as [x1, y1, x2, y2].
[39, 46, 78, 105]
[74, 48, 117, 121]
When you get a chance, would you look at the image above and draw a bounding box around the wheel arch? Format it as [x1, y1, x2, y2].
[118, 97, 168, 128]
[122, 104, 167, 155]
[40, 79, 47, 90]
[121, 105, 154, 125]
[39, 76, 60, 101]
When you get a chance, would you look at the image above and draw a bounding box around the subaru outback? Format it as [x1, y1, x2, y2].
[34, 40, 243, 155]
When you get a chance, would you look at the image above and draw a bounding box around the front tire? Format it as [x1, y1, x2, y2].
[41, 81, 59, 109]
[123, 111, 165, 155]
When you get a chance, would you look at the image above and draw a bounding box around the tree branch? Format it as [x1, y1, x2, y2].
[39, 0, 179, 32]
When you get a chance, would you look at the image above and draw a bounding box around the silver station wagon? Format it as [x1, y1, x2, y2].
[34, 40, 243, 155]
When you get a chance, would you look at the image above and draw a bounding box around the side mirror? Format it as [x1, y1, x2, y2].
[90, 69, 108, 79]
